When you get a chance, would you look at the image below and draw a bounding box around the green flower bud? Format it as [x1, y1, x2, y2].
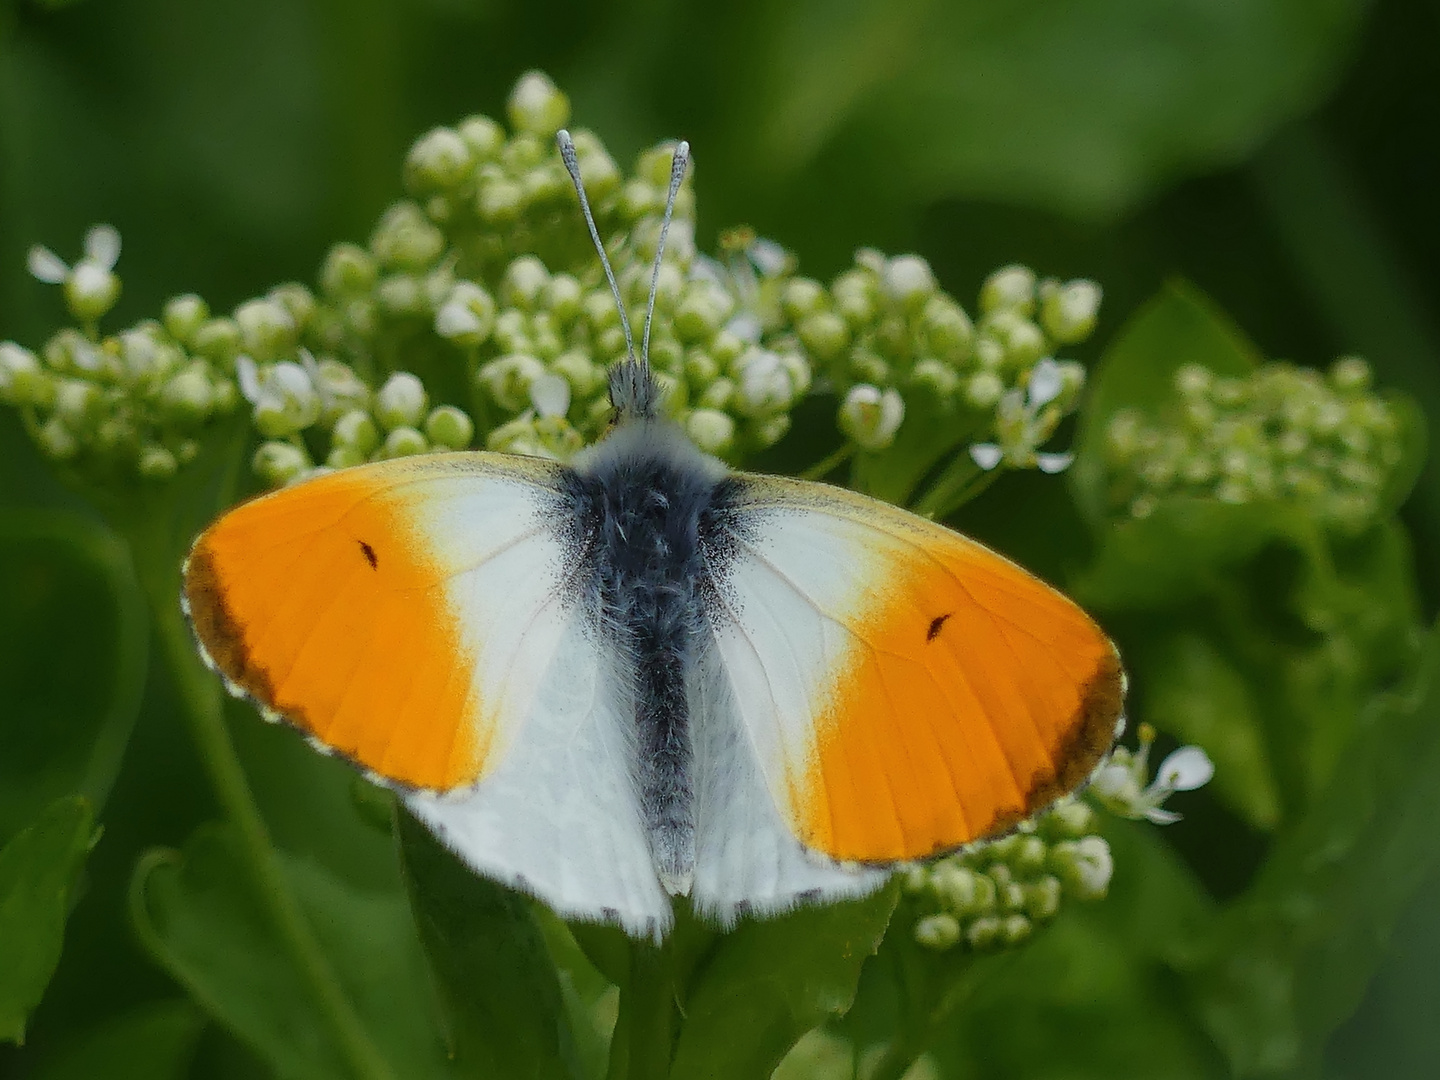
[457, 114, 505, 161]
[649, 336, 684, 375]
[838, 384, 904, 450]
[1330, 355, 1371, 393]
[332, 410, 380, 456]
[54, 378, 101, 428]
[163, 294, 210, 344]
[404, 127, 473, 194]
[883, 255, 937, 312]
[493, 309, 532, 354]
[192, 318, 242, 367]
[546, 273, 584, 322]
[160, 367, 215, 424]
[234, 298, 298, 361]
[269, 283, 316, 333]
[782, 278, 827, 321]
[998, 316, 1046, 367]
[964, 915, 1002, 950]
[370, 202, 445, 271]
[750, 412, 792, 450]
[832, 268, 878, 327]
[435, 281, 497, 346]
[847, 350, 891, 387]
[246, 359, 321, 437]
[998, 913, 1032, 946]
[619, 179, 663, 221]
[1010, 835, 1048, 876]
[307, 357, 371, 422]
[375, 371, 428, 430]
[507, 71, 570, 137]
[685, 408, 735, 455]
[565, 129, 622, 200]
[921, 295, 973, 359]
[383, 425, 428, 458]
[1050, 836, 1113, 901]
[551, 350, 605, 399]
[698, 377, 735, 411]
[1023, 875, 1062, 921]
[734, 347, 798, 416]
[797, 311, 849, 362]
[326, 444, 368, 469]
[64, 261, 121, 322]
[477, 176, 524, 224]
[503, 255, 551, 311]
[1041, 796, 1095, 839]
[0, 342, 49, 406]
[376, 274, 428, 316]
[478, 353, 546, 412]
[682, 350, 719, 388]
[910, 358, 959, 400]
[914, 913, 962, 951]
[980, 265, 1037, 315]
[965, 371, 1006, 409]
[137, 444, 178, 480]
[1039, 278, 1102, 344]
[321, 243, 379, 297]
[425, 405, 474, 449]
[931, 863, 988, 915]
[253, 440, 310, 486]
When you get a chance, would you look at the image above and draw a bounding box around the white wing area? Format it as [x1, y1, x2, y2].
[405, 613, 672, 939]
[690, 642, 888, 926]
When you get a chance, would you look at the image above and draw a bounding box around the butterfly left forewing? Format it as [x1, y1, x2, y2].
[700, 474, 1123, 867]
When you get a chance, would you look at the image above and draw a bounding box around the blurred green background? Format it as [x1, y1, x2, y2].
[1, 0, 1438, 1076]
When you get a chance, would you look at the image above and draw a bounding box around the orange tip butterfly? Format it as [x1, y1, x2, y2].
[182, 131, 1124, 939]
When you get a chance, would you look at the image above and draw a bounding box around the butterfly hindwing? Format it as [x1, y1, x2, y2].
[700, 474, 1123, 866]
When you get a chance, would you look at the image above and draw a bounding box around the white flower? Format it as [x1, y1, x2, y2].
[970, 358, 1084, 474]
[1091, 723, 1214, 824]
[529, 372, 571, 419]
[735, 348, 797, 416]
[237, 355, 321, 438]
[29, 225, 123, 321]
[838, 384, 905, 451]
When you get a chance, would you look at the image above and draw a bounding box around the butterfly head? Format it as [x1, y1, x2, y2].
[557, 129, 690, 432]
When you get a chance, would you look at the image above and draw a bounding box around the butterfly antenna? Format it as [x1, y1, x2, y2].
[557, 129, 636, 362]
[640, 139, 690, 367]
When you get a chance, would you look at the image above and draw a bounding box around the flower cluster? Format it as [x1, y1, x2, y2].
[900, 796, 1112, 953]
[802, 257, 1098, 464]
[1089, 723, 1214, 824]
[1, 227, 241, 481]
[1103, 357, 1406, 530]
[6, 69, 1104, 497]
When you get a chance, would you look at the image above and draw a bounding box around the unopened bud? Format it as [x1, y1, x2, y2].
[404, 127, 473, 194]
[980, 265, 1037, 315]
[914, 913, 962, 951]
[508, 71, 570, 136]
[685, 408, 735, 455]
[253, 441, 310, 486]
[1040, 279, 1102, 344]
[838, 384, 904, 451]
[163, 294, 210, 344]
[883, 255, 937, 312]
[234, 299, 298, 362]
[383, 426, 428, 458]
[138, 444, 178, 480]
[375, 372, 428, 431]
[435, 281, 497, 346]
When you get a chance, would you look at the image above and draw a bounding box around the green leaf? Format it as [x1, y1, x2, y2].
[30, 1000, 205, 1080]
[0, 795, 98, 1045]
[0, 510, 147, 841]
[742, 0, 1366, 220]
[395, 809, 585, 1080]
[667, 884, 898, 1079]
[131, 823, 453, 1079]
[1070, 279, 1262, 529]
[1136, 630, 1282, 831]
[1179, 622, 1440, 1077]
[849, 395, 988, 507]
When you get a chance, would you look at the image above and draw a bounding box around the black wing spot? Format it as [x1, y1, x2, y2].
[926, 612, 952, 642]
[358, 540, 378, 569]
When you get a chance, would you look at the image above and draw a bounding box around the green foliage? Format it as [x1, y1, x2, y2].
[1, 11, 1438, 1077]
[0, 795, 99, 1044]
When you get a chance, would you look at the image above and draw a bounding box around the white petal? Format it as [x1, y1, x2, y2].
[235, 355, 263, 404]
[725, 313, 762, 343]
[748, 237, 789, 277]
[529, 372, 571, 418]
[1157, 746, 1215, 791]
[1143, 806, 1184, 825]
[435, 302, 482, 338]
[27, 246, 69, 284]
[84, 224, 122, 269]
[1027, 357, 1063, 407]
[969, 443, 1003, 471]
[1036, 451, 1074, 474]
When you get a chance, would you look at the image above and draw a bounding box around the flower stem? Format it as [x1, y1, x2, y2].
[801, 442, 855, 482]
[607, 941, 677, 1080]
[142, 544, 395, 1080]
[911, 457, 1003, 519]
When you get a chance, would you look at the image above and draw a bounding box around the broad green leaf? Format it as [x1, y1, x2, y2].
[1129, 630, 1281, 831]
[0, 795, 98, 1045]
[0, 510, 146, 841]
[1179, 623, 1440, 1077]
[534, 907, 620, 1080]
[1070, 280, 1261, 527]
[131, 823, 453, 1079]
[30, 1000, 204, 1080]
[667, 884, 897, 1079]
[396, 810, 584, 1080]
[739, 0, 1365, 220]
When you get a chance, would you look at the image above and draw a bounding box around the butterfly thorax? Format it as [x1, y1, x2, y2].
[565, 414, 734, 894]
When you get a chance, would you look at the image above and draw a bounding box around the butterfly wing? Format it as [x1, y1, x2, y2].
[184, 453, 670, 935]
[694, 474, 1123, 885]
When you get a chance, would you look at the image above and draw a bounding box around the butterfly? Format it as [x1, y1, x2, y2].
[182, 132, 1123, 939]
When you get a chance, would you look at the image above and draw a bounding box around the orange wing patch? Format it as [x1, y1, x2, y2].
[795, 528, 1122, 862]
[184, 467, 485, 790]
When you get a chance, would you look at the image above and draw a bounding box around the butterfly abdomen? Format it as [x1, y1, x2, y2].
[567, 421, 733, 893]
